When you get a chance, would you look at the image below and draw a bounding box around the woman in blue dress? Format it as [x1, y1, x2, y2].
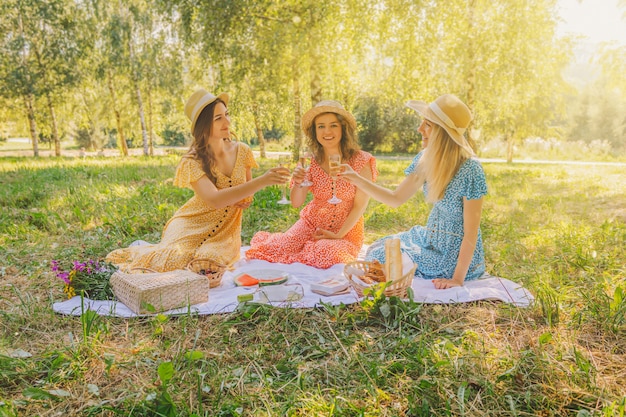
[338, 94, 487, 289]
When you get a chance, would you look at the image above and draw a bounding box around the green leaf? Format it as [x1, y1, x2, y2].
[538, 332, 553, 345]
[379, 302, 391, 318]
[184, 350, 204, 361]
[158, 361, 174, 385]
[23, 387, 59, 401]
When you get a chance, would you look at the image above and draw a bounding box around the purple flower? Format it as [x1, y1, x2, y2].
[53, 258, 116, 301]
[73, 261, 87, 272]
[57, 271, 70, 284]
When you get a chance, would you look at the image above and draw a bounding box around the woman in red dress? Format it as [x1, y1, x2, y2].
[246, 100, 377, 269]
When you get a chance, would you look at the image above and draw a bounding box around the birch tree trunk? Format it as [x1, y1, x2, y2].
[506, 131, 515, 163]
[46, 95, 61, 156]
[253, 103, 266, 159]
[292, 70, 303, 162]
[130, 41, 149, 156]
[309, 52, 322, 105]
[107, 70, 128, 156]
[33, 46, 62, 156]
[146, 82, 154, 156]
[24, 93, 39, 157]
[135, 81, 149, 156]
[465, 0, 478, 152]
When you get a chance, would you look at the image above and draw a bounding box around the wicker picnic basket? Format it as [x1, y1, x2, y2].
[186, 258, 227, 288]
[110, 269, 209, 314]
[343, 260, 416, 298]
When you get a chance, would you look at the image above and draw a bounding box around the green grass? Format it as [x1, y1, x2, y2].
[0, 155, 625, 416]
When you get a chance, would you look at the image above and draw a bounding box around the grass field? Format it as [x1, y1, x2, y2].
[0, 155, 625, 416]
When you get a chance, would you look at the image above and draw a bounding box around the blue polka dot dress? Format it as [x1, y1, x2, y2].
[365, 151, 488, 281]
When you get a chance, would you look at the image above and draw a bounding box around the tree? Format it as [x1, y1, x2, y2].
[86, 0, 134, 156]
[353, 0, 572, 161]
[461, 0, 571, 162]
[167, 0, 373, 161]
[0, 0, 88, 156]
[0, 0, 580, 161]
[568, 91, 592, 143]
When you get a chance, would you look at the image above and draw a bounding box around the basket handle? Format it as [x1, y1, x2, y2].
[186, 258, 231, 271]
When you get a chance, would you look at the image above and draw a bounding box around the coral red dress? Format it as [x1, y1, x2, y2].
[246, 150, 377, 268]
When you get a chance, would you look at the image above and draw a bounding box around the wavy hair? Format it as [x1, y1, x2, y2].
[186, 99, 229, 185]
[416, 124, 470, 203]
[305, 112, 360, 164]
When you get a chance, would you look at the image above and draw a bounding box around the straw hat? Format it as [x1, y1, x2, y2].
[184, 89, 229, 133]
[406, 94, 474, 155]
[301, 100, 357, 133]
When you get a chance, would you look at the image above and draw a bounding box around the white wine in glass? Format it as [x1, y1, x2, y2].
[299, 147, 312, 187]
[277, 155, 291, 205]
[327, 154, 342, 204]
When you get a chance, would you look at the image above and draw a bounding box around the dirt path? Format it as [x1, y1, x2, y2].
[1, 147, 624, 166]
[0, 148, 170, 157]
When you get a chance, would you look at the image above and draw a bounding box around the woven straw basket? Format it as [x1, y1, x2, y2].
[110, 269, 209, 314]
[186, 258, 227, 288]
[344, 261, 416, 298]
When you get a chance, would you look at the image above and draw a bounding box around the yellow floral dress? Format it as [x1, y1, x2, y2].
[106, 142, 258, 272]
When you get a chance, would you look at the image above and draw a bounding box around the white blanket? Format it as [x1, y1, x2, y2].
[53, 247, 534, 317]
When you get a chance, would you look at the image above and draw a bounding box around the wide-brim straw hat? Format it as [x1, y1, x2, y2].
[406, 94, 474, 155]
[301, 100, 357, 133]
[185, 89, 229, 133]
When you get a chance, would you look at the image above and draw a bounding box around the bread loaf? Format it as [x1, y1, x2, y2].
[384, 238, 403, 282]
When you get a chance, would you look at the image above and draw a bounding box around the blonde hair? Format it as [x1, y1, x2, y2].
[416, 124, 471, 203]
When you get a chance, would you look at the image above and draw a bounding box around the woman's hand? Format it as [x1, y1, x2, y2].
[291, 164, 307, 187]
[262, 166, 291, 186]
[312, 228, 340, 240]
[337, 164, 359, 184]
[431, 277, 464, 289]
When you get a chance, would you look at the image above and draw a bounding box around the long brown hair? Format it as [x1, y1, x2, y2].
[188, 99, 229, 185]
[305, 112, 359, 163]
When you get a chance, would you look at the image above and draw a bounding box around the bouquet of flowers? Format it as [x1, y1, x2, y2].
[52, 259, 118, 300]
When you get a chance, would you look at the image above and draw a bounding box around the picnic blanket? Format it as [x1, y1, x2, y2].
[53, 247, 534, 317]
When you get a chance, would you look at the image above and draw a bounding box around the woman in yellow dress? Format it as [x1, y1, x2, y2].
[106, 89, 290, 272]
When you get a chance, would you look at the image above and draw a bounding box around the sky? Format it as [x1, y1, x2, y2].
[556, 0, 626, 45]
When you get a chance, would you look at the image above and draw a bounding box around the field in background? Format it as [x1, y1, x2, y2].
[2, 138, 626, 162]
[0, 155, 624, 416]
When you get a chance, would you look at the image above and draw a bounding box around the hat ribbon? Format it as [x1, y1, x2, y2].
[429, 102, 466, 136]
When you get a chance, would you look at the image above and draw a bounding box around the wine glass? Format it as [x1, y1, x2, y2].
[276, 155, 291, 205]
[327, 154, 342, 204]
[299, 147, 313, 187]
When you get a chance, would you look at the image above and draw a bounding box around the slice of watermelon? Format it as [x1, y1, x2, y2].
[258, 275, 289, 286]
[233, 273, 259, 287]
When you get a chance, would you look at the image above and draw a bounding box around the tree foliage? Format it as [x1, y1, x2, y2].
[0, 0, 90, 156]
[1, 0, 623, 158]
